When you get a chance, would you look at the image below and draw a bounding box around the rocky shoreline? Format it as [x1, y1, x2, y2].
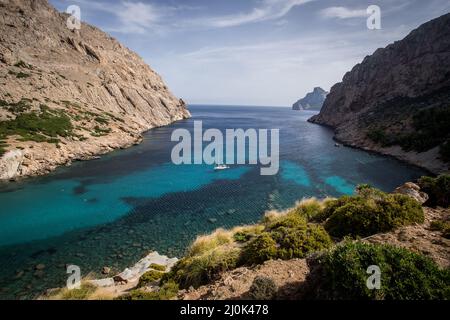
[0, 115, 189, 182]
[42, 251, 179, 300]
[330, 133, 445, 175]
[306, 118, 445, 175]
[0, 130, 138, 181]
[87, 251, 178, 289]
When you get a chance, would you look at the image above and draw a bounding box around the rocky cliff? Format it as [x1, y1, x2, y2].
[309, 13, 450, 174]
[0, 0, 190, 180]
[292, 87, 327, 111]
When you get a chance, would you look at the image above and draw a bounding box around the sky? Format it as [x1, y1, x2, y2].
[49, 0, 450, 106]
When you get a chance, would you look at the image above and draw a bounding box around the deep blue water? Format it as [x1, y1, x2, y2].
[0, 105, 427, 299]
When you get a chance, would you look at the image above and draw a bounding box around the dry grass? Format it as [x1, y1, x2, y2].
[45, 282, 98, 300]
[188, 228, 234, 256]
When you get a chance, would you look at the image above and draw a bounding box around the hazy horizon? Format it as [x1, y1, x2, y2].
[50, 0, 450, 106]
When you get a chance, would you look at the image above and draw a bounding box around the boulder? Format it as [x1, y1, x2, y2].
[394, 182, 429, 204]
[0, 150, 23, 180]
[101, 267, 111, 275]
[88, 251, 178, 288]
[88, 278, 115, 288]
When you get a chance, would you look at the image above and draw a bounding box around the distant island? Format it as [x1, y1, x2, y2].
[292, 87, 328, 111]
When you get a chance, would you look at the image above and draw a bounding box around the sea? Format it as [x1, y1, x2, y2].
[0, 105, 427, 299]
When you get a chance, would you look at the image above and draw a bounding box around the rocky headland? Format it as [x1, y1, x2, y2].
[309, 13, 450, 174]
[0, 0, 190, 181]
[292, 87, 328, 111]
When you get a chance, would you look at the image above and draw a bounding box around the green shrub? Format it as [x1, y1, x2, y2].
[39, 104, 50, 112]
[138, 270, 164, 288]
[366, 106, 450, 163]
[321, 186, 424, 238]
[265, 211, 306, 230]
[117, 281, 179, 300]
[0, 107, 74, 144]
[308, 242, 450, 300]
[240, 233, 278, 265]
[60, 100, 81, 108]
[430, 220, 450, 239]
[19, 111, 72, 137]
[430, 220, 446, 231]
[418, 175, 450, 208]
[233, 231, 253, 243]
[105, 112, 125, 123]
[16, 72, 30, 79]
[4, 98, 31, 114]
[270, 224, 332, 260]
[91, 125, 111, 137]
[14, 60, 32, 69]
[290, 198, 324, 220]
[248, 276, 277, 300]
[149, 263, 166, 272]
[241, 213, 332, 265]
[232, 225, 264, 243]
[94, 116, 109, 125]
[0, 141, 7, 157]
[367, 129, 391, 147]
[17, 132, 48, 143]
[59, 283, 97, 300]
[156, 280, 179, 300]
[164, 246, 240, 289]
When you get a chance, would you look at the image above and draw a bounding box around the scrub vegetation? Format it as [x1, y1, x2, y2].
[418, 174, 450, 208]
[315, 185, 424, 238]
[51, 181, 449, 300]
[367, 105, 450, 163]
[159, 184, 444, 300]
[306, 242, 450, 300]
[0, 100, 73, 145]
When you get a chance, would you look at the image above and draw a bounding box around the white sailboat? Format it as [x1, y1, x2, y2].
[214, 162, 230, 170]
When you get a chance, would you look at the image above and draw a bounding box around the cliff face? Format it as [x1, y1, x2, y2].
[292, 87, 327, 111]
[0, 0, 190, 180]
[309, 13, 450, 173]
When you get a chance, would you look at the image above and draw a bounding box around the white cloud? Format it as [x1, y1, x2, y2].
[66, 0, 180, 34]
[114, 1, 161, 34]
[198, 0, 315, 28]
[153, 24, 414, 105]
[320, 6, 368, 19]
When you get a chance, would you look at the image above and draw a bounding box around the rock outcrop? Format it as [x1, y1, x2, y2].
[88, 251, 178, 288]
[0, 0, 190, 180]
[292, 87, 328, 111]
[394, 182, 429, 205]
[309, 13, 450, 173]
[179, 259, 310, 300]
[0, 149, 23, 180]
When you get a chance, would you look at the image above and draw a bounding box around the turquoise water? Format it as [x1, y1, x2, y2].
[0, 105, 427, 299]
[0, 164, 250, 246]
